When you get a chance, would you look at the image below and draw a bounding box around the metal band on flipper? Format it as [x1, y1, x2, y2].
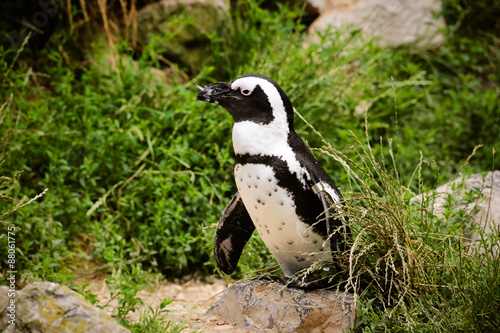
[311, 182, 324, 195]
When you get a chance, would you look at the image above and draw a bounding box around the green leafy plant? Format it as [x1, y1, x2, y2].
[0, 0, 499, 331]
[104, 262, 148, 323]
[129, 299, 190, 333]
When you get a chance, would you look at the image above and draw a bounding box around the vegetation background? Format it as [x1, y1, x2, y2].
[0, 0, 499, 331]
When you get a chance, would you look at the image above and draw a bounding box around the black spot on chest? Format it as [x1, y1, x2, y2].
[235, 154, 327, 237]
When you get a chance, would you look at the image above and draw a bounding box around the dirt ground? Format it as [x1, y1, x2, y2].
[85, 277, 248, 332]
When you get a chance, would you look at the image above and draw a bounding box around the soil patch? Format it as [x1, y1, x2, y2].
[83, 277, 248, 332]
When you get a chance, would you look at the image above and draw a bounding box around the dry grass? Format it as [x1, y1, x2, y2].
[294, 107, 500, 330]
[68, 0, 137, 44]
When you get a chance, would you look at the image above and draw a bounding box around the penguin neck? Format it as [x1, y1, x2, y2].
[232, 118, 291, 157]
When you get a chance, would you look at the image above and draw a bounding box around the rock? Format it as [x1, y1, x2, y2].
[136, 0, 230, 67]
[0, 282, 130, 333]
[203, 281, 356, 333]
[307, 0, 445, 47]
[413, 171, 500, 254]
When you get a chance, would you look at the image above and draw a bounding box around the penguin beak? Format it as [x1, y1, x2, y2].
[196, 82, 233, 105]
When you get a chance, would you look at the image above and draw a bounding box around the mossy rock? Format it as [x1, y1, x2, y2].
[0, 282, 129, 333]
[136, 0, 231, 67]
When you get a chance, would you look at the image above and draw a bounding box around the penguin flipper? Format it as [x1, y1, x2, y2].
[214, 191, 255, 275]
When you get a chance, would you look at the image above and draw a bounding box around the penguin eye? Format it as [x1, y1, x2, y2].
[241, 89, 252, 96]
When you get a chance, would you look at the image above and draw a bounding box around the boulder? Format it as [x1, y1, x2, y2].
[136, 0, 230, 67]
[307, 0, 445, 47]
[0, 282, 129, 333]
[413, 171, 500, 254]
[203, 281, 356, 333]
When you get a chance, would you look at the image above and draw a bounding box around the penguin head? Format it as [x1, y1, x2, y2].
[197, 74, 294, 130]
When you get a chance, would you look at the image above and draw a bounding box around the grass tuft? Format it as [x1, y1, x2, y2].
[295, 106, 499, 331]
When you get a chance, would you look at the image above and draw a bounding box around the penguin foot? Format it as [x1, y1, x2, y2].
[250, 275, 330, 290]
[250, 275, 288, 284]
[286, 271, 337, 290]
[287, 278, 332, 290]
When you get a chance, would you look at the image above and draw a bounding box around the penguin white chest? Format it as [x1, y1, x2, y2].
[234, 163, 330, 277]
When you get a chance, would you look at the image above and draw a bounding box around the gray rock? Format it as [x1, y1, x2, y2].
[412, 171, 500, 254]
[0, 282, 129, 333]
[203, 281, 356, 333]
[307, 0, 445, 47]
[136, 0, 230, 66]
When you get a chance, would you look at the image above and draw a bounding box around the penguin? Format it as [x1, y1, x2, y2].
[197, 74, 350, 281]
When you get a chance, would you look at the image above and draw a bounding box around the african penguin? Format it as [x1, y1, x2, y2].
[197, 74, 350, 279]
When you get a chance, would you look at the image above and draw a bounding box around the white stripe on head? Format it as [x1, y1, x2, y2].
[231, 76, 288, 128]
[231, 76, 309, 187]
[231, 76, 289, 156]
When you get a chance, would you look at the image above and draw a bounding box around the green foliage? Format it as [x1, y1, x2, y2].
[441, 0, 500, 34]
[0, 37, 232, 278]
[0, 0, 499, 330]
[104, 263, 148, 322]
[71, 282, 100, 306]
[301, 122, 500, 331]
[129, 299, 190, 333]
